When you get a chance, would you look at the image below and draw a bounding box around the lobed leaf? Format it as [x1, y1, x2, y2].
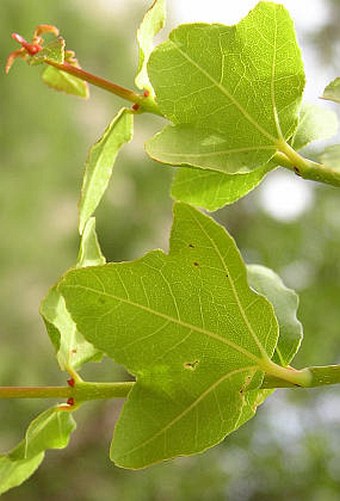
[321, 77, 340, 104]
[79, 108, 134, 235]
[147, 2, 305, 174]
[247, 264, 303, 366]
[0, 407, 76, 495]
[59, 202, 281, 468]
[135, 0, 166, 93]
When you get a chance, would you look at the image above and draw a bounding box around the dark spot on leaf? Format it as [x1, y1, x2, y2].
[184, 360, 199, 371]
[293, 166, 301, 177]
[188, 243, 195, 248]
[225, 273, 229, 278]
[99, 297, 106, 304]
[71, 349, 77, 354]
[240, 375, 253, 395]
[193, 262, 199, 267]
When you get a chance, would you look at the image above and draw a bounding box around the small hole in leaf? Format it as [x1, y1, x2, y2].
[184, 360, 199, 371]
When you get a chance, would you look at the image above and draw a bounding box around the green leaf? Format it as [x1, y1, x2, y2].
[79, 108, 134, 234]
[320, 144, 340, 169]
[147, 2, 305, 174]
[291, 103, 338, 150]
[59, 202, 281, 468]
[236, 388, 273, 429]
[0, 407, 76, 495]
[40, 286, 102, 372]
[29, 37, 65, 65]
[77, 217, 106, 268]
[170, 103, 337, 211]
[171, 163, 272, 211]
[135, 0, 166, 93]
[247, 264, 303, 366]
[41, 218, 104, 372]
[238, 293, 304, 425]
[321, 77, 340, 104]
[42, 65, 89, 98]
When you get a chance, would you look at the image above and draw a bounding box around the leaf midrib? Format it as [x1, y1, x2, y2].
[158, 144, 274, 159]
[115, 365, 257, 464]
[63, 282, 262, 365]
[169, 39, 278, 144]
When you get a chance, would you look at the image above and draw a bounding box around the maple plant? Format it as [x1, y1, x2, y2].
[1, 0, 340, 493]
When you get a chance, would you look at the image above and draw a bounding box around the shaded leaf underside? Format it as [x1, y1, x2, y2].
[322, 77, 340, 104]
[60, 202, 280, 468]
[0, 407, 75, 495]
[170, 103, 337, 210]
[41, 218, 105, 373]
[42, 64, 89, 98]
[247, 264, 303, 366]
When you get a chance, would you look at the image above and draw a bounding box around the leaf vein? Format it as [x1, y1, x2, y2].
[63, 283, 261, 364]
[119, 366, 257, 460]
[170, 40, 277, 143]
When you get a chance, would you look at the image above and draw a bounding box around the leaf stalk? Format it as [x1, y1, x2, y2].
[45, 60, 162, 116]
[277, 141, 340, 187]
[262, 359, 312, 387]
[262, 364, 340, 389]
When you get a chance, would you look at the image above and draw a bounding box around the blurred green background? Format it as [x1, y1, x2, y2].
[1, 1, 340, 499]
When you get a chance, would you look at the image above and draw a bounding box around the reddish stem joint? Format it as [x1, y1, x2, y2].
[6, 25, 59, 74]
[11, 33, 43, 56]
[132, 90, 150, 111]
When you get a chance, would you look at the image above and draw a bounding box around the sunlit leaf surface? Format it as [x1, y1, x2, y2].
[135, 0, 166, 93]
[147, 2, 305, 174]
[79, 108, 134, 234]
